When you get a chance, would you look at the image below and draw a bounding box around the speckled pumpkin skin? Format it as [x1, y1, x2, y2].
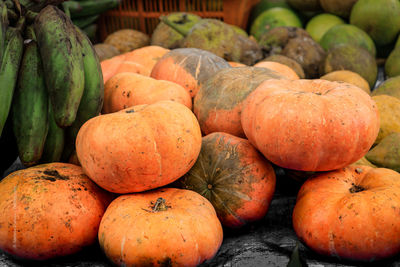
[241, 79, 380, 171]
[0, 163, 112, 260]
[176, 132, 276, 228]
[76, 101, 202, 193]
[98, 188, 223, 267]
[293, 165, 400, 261]
[150, 48, 231, 97]
[194, 67, 284, 137]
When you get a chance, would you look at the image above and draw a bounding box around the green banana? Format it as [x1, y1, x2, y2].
[62, 26, 104, 161]
[72, 14, 99, 29]
[0, 1, 8, 65]
[34, 5, 85, 128]
[69, 0, 120, 19]
[40, 103, 65, 163]
[0, 24, 24, 136]
[12, 26, 48, 166]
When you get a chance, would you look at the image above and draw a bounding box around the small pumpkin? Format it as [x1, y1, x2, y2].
[175, 132, 276, 228]
[0, 163, 112, 260]
[104, 29, 150, 53]
[103, 73, 192, 113]
[320, 70, 370, 94]
[150, 48, 231, 97]
[293, 165, 400, 261]
[253, 61, 299, 80]
[194, 66, 284, 137]
[241, 79, 380, 171]
[76, 101, 202, 193]
[98, 188, 223, 267]
[101, 46, 170, 84]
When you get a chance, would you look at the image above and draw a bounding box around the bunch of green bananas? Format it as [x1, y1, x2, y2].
[0, 1, 104, 167]
[61, 0, 121, 41]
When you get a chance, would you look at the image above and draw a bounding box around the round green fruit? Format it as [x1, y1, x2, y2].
[250, 7, 302, 40]
[350, 0, 400, 46]
[305, 13, 345, 43]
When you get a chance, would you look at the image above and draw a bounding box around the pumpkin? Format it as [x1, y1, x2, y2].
[150, 48, 231, 97]
[293, 165, 400, 261]
[228, 61, 246, 67]
[94, 43, 120, 61]
[98, 188, 223, 267]
[241, 79, 380, 171]
[76, 101, 202, 193]
[175, 132, 276, 228]
[101, 46, 170, 84]
[0, 163, 112, 260]
[253, 61, 299, 80]
[194, 67, 284, 137]
[103, 73, 192, 113]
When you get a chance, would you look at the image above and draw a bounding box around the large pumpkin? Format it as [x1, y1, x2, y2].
[101, 45, 170, 83]
[241, 79, 379, 171]
[293, 165, 400, 261]
[150, 48, 231, 97]
[98, 188, 223, 267]
[194, 67, 284, 137]
[0, 163, 112, 260]
[76, 101, 202, 193]
[175, 132, 276, 228]
[103, 72, 192, 113]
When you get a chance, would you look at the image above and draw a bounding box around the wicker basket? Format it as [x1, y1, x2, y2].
[98, 0, 260, 41]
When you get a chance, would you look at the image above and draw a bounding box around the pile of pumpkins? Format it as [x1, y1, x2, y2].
[2, 1, 400, 266]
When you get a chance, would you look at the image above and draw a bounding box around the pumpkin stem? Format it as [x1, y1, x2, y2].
[151, 197, 170, 212]
[349, 184, 364, 193]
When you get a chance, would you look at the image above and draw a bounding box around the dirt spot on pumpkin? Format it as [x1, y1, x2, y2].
[158, 257, 172, 267]
[35, 169, 69, 182]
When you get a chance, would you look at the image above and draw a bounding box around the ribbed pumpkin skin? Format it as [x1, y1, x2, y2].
[194, 67, 284, 137]
[241, 79, 380, 171]
[103, 72, 192, 113]
[293, 166, 400, 261]
[98, 188, 223, 267]
[0, 163, 112, 260]
[176, 132, 276, 228]
[150, 48, 231, 97]
[76, 101, 202, 193]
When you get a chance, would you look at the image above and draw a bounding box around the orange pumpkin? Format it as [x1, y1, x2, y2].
[253, 61, 300, 80]
[194, 67, 284, 137]
[293, 165, 400, 261]
[0, 163, 112, 260]
[98, 188, 223, 267]
[228, 61, 246, 67]
[101, 46, 169, 84]
[241, 79, 379, 171]
[103, 72, 192, 113]
[150, 48, 231, 97]
[76, 101, 202, 193]
[176, 132, 276, 228]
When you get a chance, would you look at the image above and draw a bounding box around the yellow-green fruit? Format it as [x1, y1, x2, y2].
[366, 132, 400, 171]
[104, 29, 150, 53]
[351, 156, 376, 168]
[250, 7, 302, 40]
[372, 76, 400, 100]
[320, 0, 358, 18]
[350, 0, 400, 46]
[320, 24, 376, 57]
[322, 44, 377, 88]
[305, 13, 345, 43]
[320, 70, 370, 94]
[385, 47, 400, 78]
[372, 95, 400, 145]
